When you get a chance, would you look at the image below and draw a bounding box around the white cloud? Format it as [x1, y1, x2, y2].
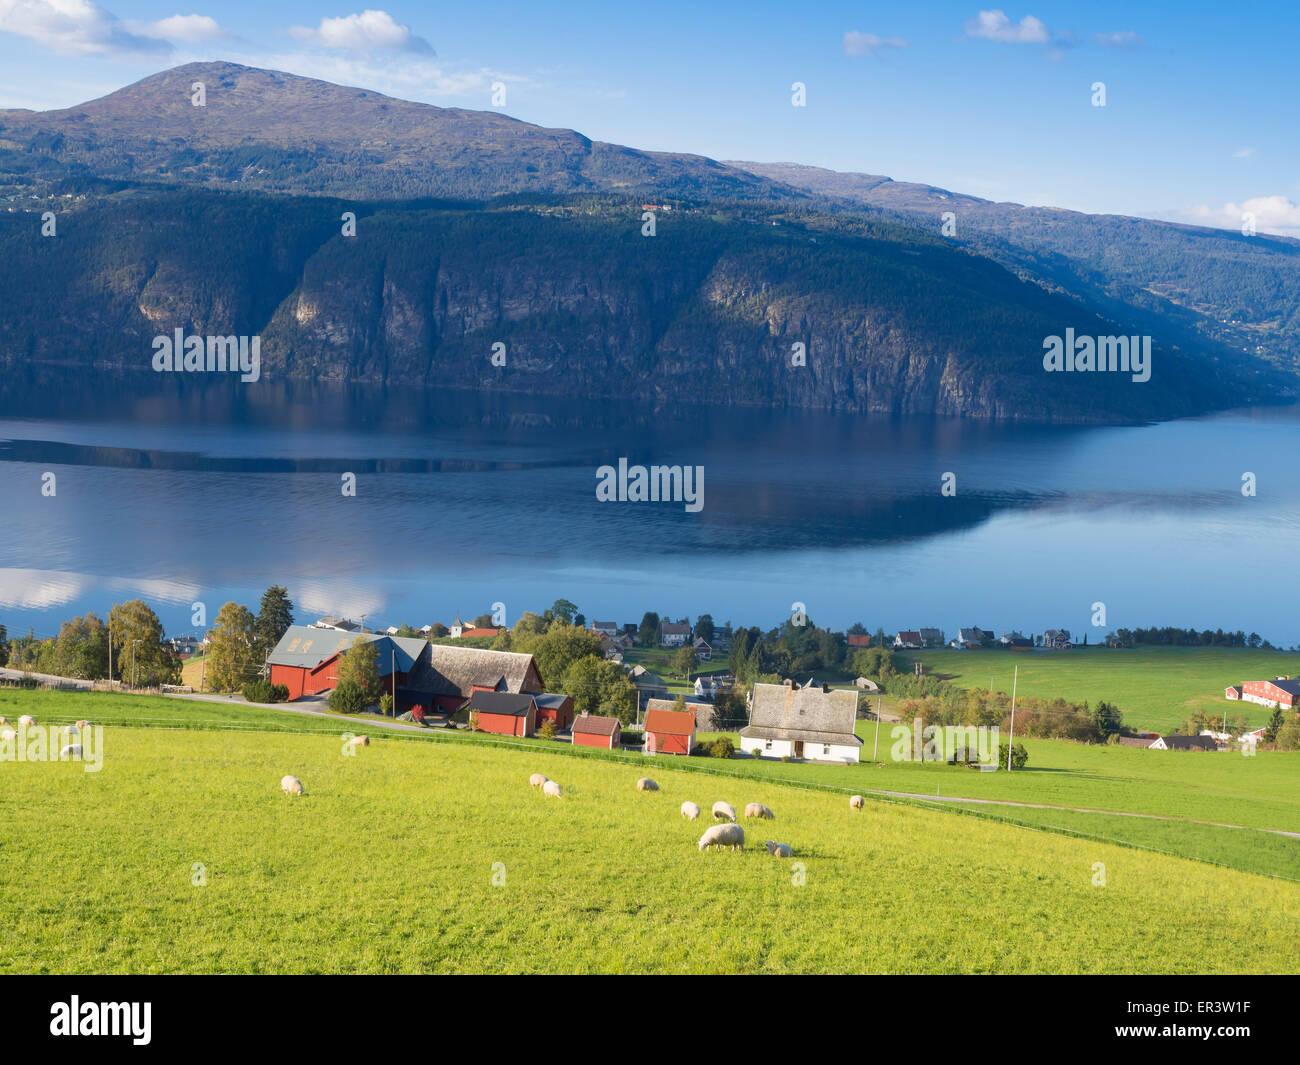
[0, 0, 168, 55]
[244, 50, 523, 100]
[127, 14, 230, 45]
[842, 30, 907, 57]
[289, 10, 432, 56]
[1095, 30, 1145, 49]
[1232, 147, 1254, 159]
[965, 10, 1050, 44]
[1169, 195, 1300, 238]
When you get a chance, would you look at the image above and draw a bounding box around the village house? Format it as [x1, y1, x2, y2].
[572, 713, 622, 749]
[590, 621, 620, 637]
[642, 703, 697, 755]
[1225, 685, 1243, 700]
[847, 633, 871, 649]
[1149, 734, 1219, 752]
[467, 691, 538, 737]
[739, 682, 862, 763]
[918, 628, 944, 648]
[950, 627, 990, 649]
[660, 621, 691, 647]
[893, 631, 923, 650]
[312, 616, 360, 632]
[1043, 629, 1072, 650]
[693, 674, 719, 700]
[693, 636, 712, 660]
[999, 632, 1034, 650]
[627, 664, 669, 707]
[398, 644, 544, 715]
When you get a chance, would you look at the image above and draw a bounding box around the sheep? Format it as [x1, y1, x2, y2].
[764, 841, 793, 858]
[636, 777, 659, 792]
[281, 775, 304, 796]
[0, 728, 15, 742]
[60, 744, 83, 759]
[0, 715, 7, 725]
[542, 780, 562, 798]
[698, 823, 745, 852]
[850, 794, 865, 810]
[529, 773, 549, 788]
[711, 800, 736, 822]
[62, 724, 79, 737]
[75, 720, 91, 730]
[17, 715, 35, 728]
[346, 734, 370, 747]
[680, 801, 701, 820]
[745, 802, 775, 820]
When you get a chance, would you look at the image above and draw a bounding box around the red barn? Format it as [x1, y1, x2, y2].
[267, 627, 423, 701]
[531, 693, 575, 731]
[468, 691, 537, 737]
[643, 704, 697, 756]
[848, 634, 871, 648]
[1242, 678, 1300, 709]
[395, 645, 544, 715]
[572, 713, 622, 749]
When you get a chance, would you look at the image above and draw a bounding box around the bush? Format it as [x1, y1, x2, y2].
[379, 693, 394, 716]
[411, 705, 426, 724]
[270, 683, 288, 702]
[538, 719, 558, 740]
[707, 736, 735, 759]
[990, 741, 1030, 769]
[329, 679, 367, 714]
[242, 679, 274, 703]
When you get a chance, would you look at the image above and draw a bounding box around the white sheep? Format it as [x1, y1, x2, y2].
[17, 715, 35, 728]
[529, 773, 549, 788]
[0, 715, 7, 725]
[0, 728, 15, 742]
[60, 744, 83, 759]
[542, 780, 562, 798]
[698, 823, 745, 852]
[764, 840, 793, 858]
[636, 777, 659, 792]
[75, 720, 91, 730]
[347, 734, 370, 747]
[850, 794, 865, 810]
[62, 724, 79, 737]
[680, 800, 701, 820]
[711, 800, 736, 822]
[745, 802, 775, 820]
[281, 775, 304, 796]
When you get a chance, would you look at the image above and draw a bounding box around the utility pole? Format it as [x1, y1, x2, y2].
[1007, 664, 1019, 772]
[131, 639, 142, 690]
[872, 694, 881, 761]
[107, 629, 113, 687]
[391, 648, 397, 717]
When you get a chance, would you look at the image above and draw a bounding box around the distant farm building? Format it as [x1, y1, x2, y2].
[1150, 734, 1218, 752]
[1043, 629, 1072, 650]
[643, 703, 697, 755]
[572, 713, 622, 749]
[847, 634, 871, 649]
[893, 631, 923, 650]
[1239, 678, 1300, 709]
[532, 692, 575, 731]
[267, 626, 425, 702]
[660, 622, 691, 647]
[1224, 685, 1242, 700]
[740, 682, 862, 763]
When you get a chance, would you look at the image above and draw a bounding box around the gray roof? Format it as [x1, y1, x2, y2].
[531, 692, 573, 709]
[661, 622, 691, 635]
[467, 691, 536, 717]
[268, 627, 428, 674]
[740, 683, 862, 745]
[404, 644, 540, 698]
[572, 714, 620, 737]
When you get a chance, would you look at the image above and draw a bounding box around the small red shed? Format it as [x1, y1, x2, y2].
[643, 704, 696, 756]
[572, 713, 622, 749]
[468, 691, 537, 737]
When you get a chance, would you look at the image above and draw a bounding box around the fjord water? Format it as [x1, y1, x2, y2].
[0, 371, 1296, 644]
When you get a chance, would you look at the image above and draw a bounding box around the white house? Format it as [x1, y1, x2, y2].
[661, 621, 691, 647]
[739, 683, 862, 763]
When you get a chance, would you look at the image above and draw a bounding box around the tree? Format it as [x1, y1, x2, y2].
[637, 612, 660, 648]
[335, 638, 383, 704]
[52, 613, 109, 679]
[1092, 700, 1123, 742]
[694, 614, 715, 642]
[428, 623, 449, 637]
[562, 655, 637, 724]
[1264, 706, 1285, 743]
[526, 623, 604, 690]
[107, 600, 179, 688]
[712, 686, 749, 731]
[549, 599, 579, 624]
[472, 613, 495, 628]
[511, 612, 548, 641]
[672, 646, 699, 678]
[0, 623, 9, 667]
[329, 679, 367, 714]
[254, 585, 294, 658]
[207, 602, 259, 691]
[395, 623, 416, 638]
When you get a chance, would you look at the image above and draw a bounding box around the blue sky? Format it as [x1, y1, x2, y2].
[0, 1, 1295, 233]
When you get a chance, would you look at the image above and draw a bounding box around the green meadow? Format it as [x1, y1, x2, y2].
[899, 645, 1300, 733]
[2, 725, 1297, 974]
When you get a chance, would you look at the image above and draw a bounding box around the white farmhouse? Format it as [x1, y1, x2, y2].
[739, 683, 862, 763]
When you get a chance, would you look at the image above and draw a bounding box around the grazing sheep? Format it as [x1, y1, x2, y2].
[281, 775, 304, 796]
[0, 728, 15, 742]
[0, 716, 7, 725]
[75, 720, 91, 730]
[529, 773, 549, 788]
[745, 802, 775, 820]
[60, 744, 83, 759]
[711, 800, 736, 822]
[850, 794, 865, 810]
[698, 823, 745, 852]
[636, 777, 659, 792]
[764, 841, 793, 858]
[680, 801, 701, 820]
[62, 724, 79, 737]
[17, 715, 35, 728]
[542, 780, 562, 798]
[347, 734, 370, 747]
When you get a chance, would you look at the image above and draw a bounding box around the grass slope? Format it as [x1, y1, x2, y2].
[2, 728, 1296, 974]
[902, 646, 1300, 733]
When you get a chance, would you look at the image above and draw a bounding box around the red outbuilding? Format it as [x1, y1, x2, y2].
[572, 713, 622, 749]
[643, 704, 697, 756]
[468, 691, 537, 737]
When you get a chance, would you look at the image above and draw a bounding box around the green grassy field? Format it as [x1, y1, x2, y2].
[3, 726, 1297, 974]
[900, 646, 1300, 733]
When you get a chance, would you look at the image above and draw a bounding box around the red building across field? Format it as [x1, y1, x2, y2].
[643, 702, 697, 756]
[467, 691, 538, 737]
[572, 713, 622, 749]
[531, 692, 575, 731]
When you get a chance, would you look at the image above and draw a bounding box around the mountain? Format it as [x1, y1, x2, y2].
[0, 62, 784, 202]
[729, 161, 1300, 383]
[0, 62, 1291, 424]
